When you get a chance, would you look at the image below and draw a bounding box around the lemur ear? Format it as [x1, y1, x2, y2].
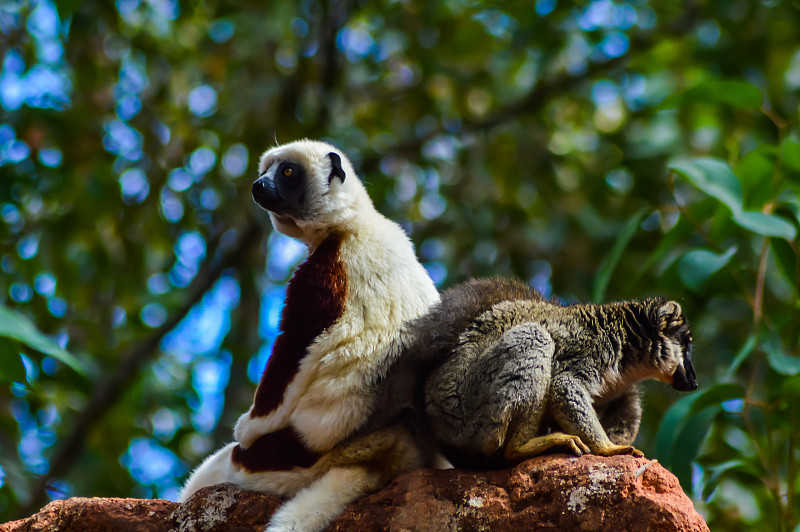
[327, 152, 346, 184]
[656, 300, 683, 331]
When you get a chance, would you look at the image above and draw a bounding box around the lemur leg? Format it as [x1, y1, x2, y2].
[598, 388, 642, 446]
[427, 322, 555, 458]
[550, 376, 644, 457]
[265, 466, 382, 532]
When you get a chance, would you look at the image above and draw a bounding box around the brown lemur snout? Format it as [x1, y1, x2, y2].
[372, 278, 698, 469]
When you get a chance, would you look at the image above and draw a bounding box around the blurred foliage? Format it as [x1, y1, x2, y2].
[1, 0, 800, 530]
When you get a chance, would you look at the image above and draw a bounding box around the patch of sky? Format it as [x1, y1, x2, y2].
[41, 356, 59, 376]
[147, 272, 170, 295]
[46, 479, 71, 501]
[222, 143, 248, 178]
[424, 262, 447, 286]
[199, 188, 220, 210]
[591, 79, 619, 105]
[605, 167, 633, 194]
[620, 73, 647, 110]
[10, 282, 33, 303]
[420, 238, 445, 261]
[20, 353, 38, 382]
[248, 339, 275, 384]
[0, 123, 31, 166]
[563, 35, 591, 75]
[422, 135, 458, 162]
[0, 46, 71, 111]
[190, 351, 231, 432]
[535, 0, 556, 16]
[120, 438, 185, 500]
[209, 18, 234, 43]
[419, 192, 447, 220]
[160, 187, 184, 223]
[167, 167, 194, 192]
[17, 232, 39, 259]
[47, 297, 66, 317]
[578, 0, 637, 31]
[695, 20, 721, 47]
[0, 464, 5, 489]
[473, 9, 517, 40]
[12, 398, 59, 476]
[597, 31, 629, 58]
[528, 260, 553, 297]
[119, 167, 150, 203]
[103, 120, 143, 161]
[151, 408, 180, 441]
[266, 232, 307, 282]
[188, 85, 217, 118]
[337, 25, 375, 62]
[34, 272, 56, 297]
[167, 231, 205, 287]
[162, 276, 240, 358]
[258, 285, 286, 340]
[38, 147, 62, 167]
[188, 146, 216, 176]
[140, 303, 167, 328]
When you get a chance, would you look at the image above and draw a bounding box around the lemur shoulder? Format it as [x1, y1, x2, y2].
[180, 140, 439, 532]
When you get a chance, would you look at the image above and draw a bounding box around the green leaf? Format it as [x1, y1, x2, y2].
[662, 80, 763, 110]
[671, 406, 717, 491]
[591, 209, 647, 303]
[655, 382, 744, 465]
[772, 239, 797, 291]
[782, 137, 800, 173]
[725, 334, 757, 380]
[668, 157, 743, 215]
[732, 211, 797, 240]
[678, 246, 737, 291]
[763, 337, 800, 376]
[0, 305, 85, 375]
[701, 459, 762, 499]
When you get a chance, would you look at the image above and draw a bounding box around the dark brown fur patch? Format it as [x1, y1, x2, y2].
[250, 234, 348, 417]
[231, 427, 321, 471]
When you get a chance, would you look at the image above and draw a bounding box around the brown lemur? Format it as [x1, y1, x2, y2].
[367, 278, 697, 469]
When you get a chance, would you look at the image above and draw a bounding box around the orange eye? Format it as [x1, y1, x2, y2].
[283, 167, 293, 177]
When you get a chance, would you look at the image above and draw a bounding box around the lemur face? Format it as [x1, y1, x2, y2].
[252, 140, 363, 243]
[651, 300, 697, 392]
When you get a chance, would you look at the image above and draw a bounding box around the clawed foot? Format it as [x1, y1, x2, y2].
[506, 432, 591, 461]
[594, 444, 644, 458]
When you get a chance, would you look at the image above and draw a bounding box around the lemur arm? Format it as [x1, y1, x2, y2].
[598, 388, 642, 446]
[550, 374, 644, 457]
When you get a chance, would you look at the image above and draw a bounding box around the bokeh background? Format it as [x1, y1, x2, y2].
[1, 0, 800, 530]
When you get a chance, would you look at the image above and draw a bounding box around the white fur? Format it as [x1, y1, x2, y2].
[180, 140, 439, 532]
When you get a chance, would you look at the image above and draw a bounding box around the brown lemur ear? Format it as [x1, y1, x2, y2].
[327, 152, 346, 184]
[656, 300, 683, 332]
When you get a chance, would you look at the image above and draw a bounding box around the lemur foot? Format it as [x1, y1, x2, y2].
[506, 432, 591, 461]
[594, 444, 645, 458]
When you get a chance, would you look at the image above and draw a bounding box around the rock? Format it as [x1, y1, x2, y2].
[0, 454, 709, 532]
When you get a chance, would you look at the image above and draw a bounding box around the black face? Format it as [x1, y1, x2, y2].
[252, 161, 308, 218]
[670, 330, 697, 392]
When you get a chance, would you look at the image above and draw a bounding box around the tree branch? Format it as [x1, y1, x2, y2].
[17, 220, 262, 518]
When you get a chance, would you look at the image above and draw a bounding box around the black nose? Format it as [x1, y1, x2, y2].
[252, 177, 279, 210]
[670, 366, 698, 392]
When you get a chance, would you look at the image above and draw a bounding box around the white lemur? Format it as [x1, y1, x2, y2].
[180, 140, 440, 532]
[367, 278, 697, 469]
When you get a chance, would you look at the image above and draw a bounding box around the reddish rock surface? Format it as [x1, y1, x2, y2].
[1, 454, 709, 532]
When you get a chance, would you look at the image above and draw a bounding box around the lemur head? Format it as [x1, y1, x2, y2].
[252, 139, 372, 245]
[647, 299, 697, 392]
